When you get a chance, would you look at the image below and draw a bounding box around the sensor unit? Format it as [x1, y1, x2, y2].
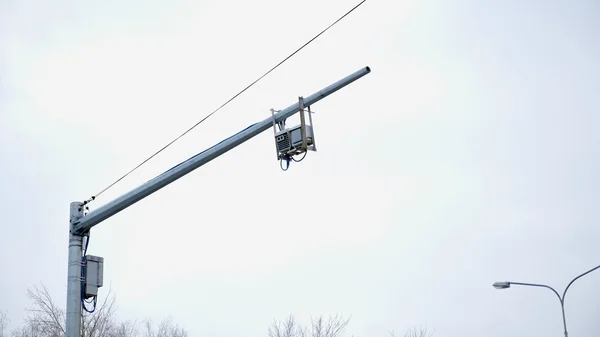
[271, 96, 318, 167]
[275, 125, 314, 155]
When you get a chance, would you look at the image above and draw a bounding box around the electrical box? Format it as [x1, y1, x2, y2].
[84, 255, 104, 298]
[275, 124, 314, 155]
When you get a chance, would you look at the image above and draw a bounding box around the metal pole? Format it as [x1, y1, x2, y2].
[560, 301, 567, 337]
[508, 282, 565, 335]
[559, 264, 600, 337]
[71, 66, 371, 234]
[66, 202, 84, 337]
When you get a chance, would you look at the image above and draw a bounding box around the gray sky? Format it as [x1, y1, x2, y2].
[1, 0, 600, 336]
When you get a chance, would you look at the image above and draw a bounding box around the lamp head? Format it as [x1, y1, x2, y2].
[493, 281, 511, 289]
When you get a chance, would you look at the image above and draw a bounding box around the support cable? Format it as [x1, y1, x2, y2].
[82, 0, 367, 205]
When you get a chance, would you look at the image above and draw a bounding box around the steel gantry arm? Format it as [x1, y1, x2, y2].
[71, 66, 371, 235]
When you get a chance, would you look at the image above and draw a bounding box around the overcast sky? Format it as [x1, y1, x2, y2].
[1, 0, 600, 336]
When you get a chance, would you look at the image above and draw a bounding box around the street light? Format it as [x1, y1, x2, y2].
[493, 264, 600, 337]
[493, 281, 510, 289]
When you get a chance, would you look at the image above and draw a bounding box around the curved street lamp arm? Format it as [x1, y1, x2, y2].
[509, 282, 563, 303]
[509, 281, 568, 336]
[562, 264, 600, 301]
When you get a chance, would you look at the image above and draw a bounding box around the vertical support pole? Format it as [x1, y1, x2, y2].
[66, 202, 84, 337]
[307, 105, 317, 151]
[271, 108, 281, 160]
[298, 97, 308, 151]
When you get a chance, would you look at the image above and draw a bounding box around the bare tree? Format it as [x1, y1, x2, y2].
[142, 318, 187, 337]
[108, 320, 139, 337]
[0, 311, 8, 337]
[20, 284, 119, 337]
[270, 314, 350, 337]
[389, 327, 434, 337]
[21, 285, 65, 337]
[311, 314, 350, 337]
[81, 288, 121, 337]
[269, 314, 305, 337]
[4, 284, 186, 337]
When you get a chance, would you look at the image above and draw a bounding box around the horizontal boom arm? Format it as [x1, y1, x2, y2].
[72, 66, 371, 234]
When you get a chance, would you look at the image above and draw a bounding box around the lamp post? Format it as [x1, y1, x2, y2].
[493, 264, 600, 337]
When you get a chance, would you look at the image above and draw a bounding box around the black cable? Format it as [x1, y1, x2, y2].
[280, 157, 290, 171]
[81, 235, 97, 313]
[85, 0, 367, 202]
[291, 151, 307, 162]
